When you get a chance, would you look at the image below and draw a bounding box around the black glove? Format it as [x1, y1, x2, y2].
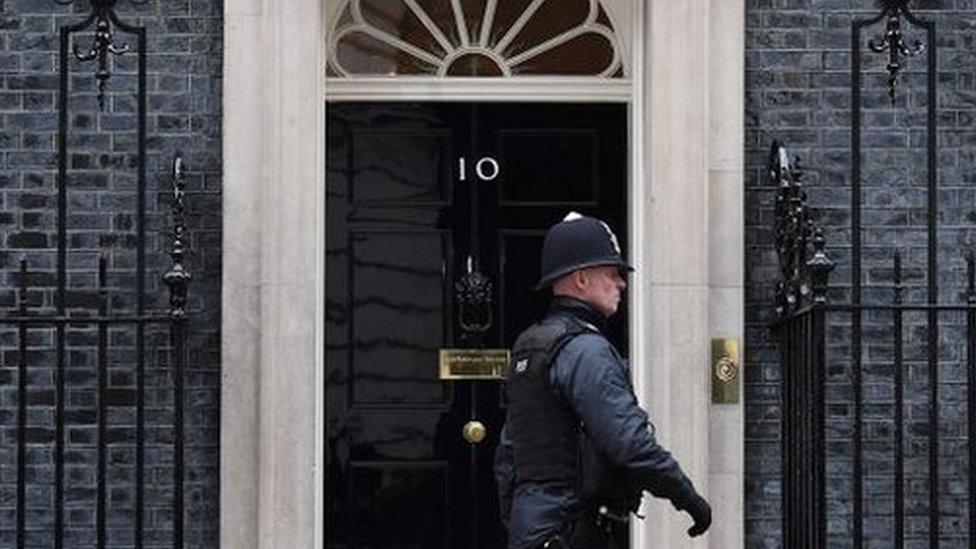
[681, 494, 711, 537]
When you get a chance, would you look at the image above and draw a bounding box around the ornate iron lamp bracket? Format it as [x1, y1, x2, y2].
[164, 153, 191, 318]
[59, 0, 148, 110]
[867, 0, 925, 104]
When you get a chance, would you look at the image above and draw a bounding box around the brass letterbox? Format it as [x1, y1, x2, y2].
[439, 349, 509, 380]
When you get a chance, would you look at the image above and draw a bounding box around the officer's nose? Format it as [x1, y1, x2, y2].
[616, 270, 627, 290]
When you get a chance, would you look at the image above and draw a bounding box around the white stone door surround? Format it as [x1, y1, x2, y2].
[221, 0, 743, 547]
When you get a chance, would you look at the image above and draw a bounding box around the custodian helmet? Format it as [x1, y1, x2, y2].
[536, 212, 633, 289]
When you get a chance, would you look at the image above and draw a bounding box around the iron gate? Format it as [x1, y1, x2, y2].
[1, 1, 190, 547]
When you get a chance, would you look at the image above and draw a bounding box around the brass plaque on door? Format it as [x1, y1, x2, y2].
[439, 349, 509, 380]
[711, 338, 741, 404]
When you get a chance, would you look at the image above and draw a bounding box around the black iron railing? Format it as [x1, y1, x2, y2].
[1, 1, 190, 547]
[3, 154, 188, 549]
[772, 142, 832, 549]
[773, 2, 976, 547]
[773, 141, 976, 548]
[852, 4, 938, 544]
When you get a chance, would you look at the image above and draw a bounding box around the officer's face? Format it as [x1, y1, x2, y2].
[579, 265, 627, 317]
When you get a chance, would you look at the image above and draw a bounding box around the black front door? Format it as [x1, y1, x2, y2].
[326, 103, 627, 548]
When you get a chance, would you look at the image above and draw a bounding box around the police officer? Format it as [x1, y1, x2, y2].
[494, 212, 712, 549]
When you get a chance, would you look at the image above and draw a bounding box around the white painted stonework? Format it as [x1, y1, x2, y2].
[222, 0, 325, 547]
[221, 0, 743, 546]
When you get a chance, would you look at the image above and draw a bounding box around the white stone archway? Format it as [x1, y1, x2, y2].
[220, 0, 743, 546]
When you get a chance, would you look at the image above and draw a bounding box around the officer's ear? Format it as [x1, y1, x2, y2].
[552, 270, 588, 296]
[572, 269, 590, 290]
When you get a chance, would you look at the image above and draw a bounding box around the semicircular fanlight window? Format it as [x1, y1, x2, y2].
[329, 0, 623, 77]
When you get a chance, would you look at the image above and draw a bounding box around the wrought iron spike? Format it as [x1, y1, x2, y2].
[18, 259, 28, 313]
[98, 254, 110, 316]
[164, 153, 191, 319]
[891, 250, 906, 306]
[967, 251, 976, 303]
[807, 230, 833, 270]
[807, 229, 834, 304]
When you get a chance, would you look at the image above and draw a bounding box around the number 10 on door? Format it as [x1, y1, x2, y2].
[458, 157, 500, 182]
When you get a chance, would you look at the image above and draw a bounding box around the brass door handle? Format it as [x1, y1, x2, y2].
[462, 421, 487, 444]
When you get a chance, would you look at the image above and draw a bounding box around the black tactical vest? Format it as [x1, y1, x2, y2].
[505, 315, 591, 485]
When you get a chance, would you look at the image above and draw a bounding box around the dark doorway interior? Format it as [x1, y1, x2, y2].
[325, 102, 627, 548]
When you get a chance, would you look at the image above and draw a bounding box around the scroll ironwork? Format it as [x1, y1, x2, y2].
[772, 141, 834, 318]
[866, 0, 925, 103]
[62, 0, 150, 109]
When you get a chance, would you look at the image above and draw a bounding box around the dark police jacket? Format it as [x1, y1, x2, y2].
[494, 297, 700, 549]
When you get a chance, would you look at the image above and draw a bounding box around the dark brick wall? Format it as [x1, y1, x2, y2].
[746, 0, 976, 546]
[0, 0, 221, 547]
